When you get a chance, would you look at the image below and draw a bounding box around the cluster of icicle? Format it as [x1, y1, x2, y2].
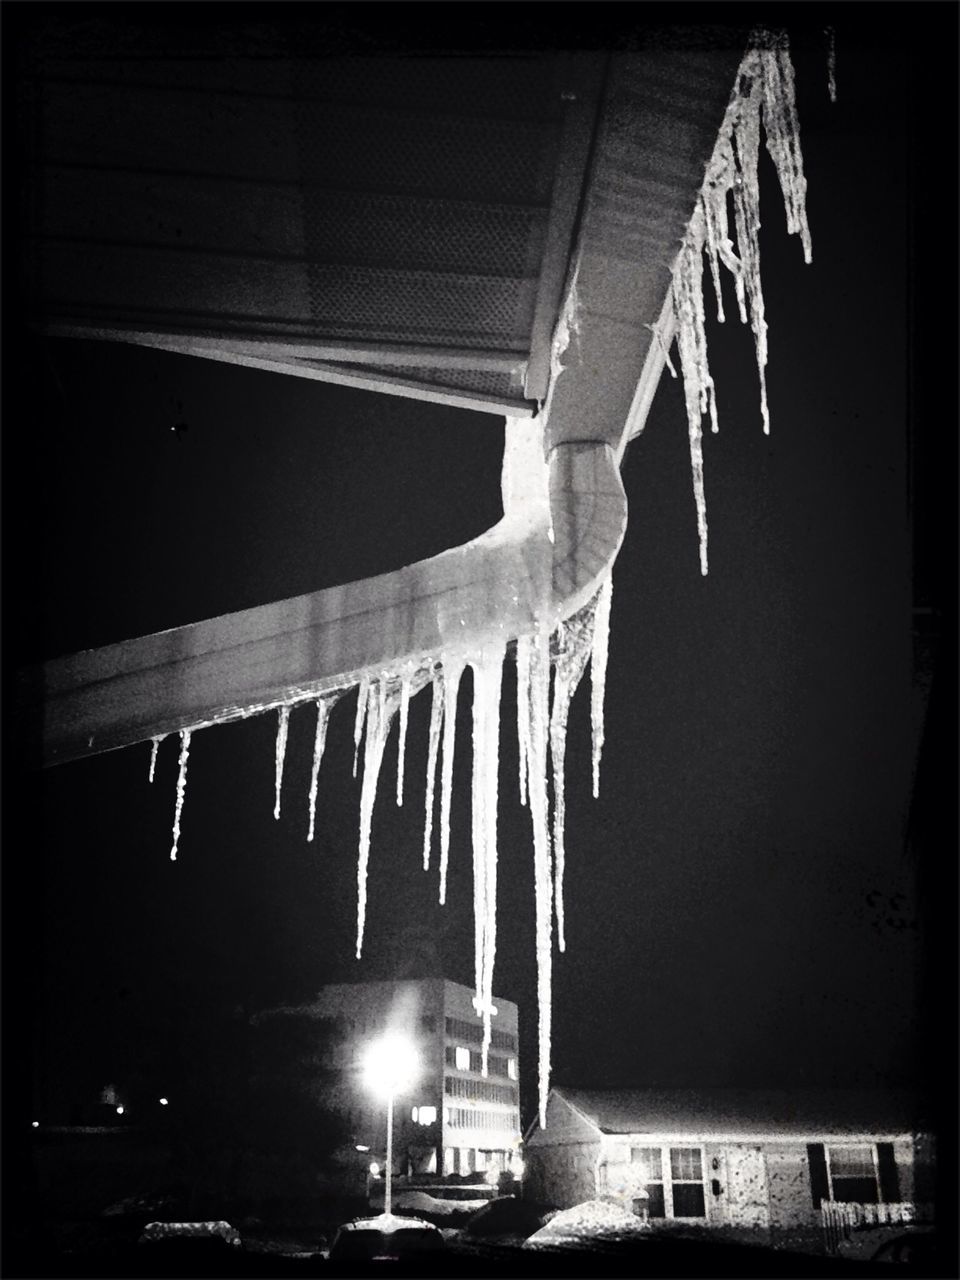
[147, 576, 612, 1127]
[667, 29, 814, 575]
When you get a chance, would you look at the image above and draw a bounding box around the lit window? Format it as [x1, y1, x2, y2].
[417, 1106, 437, 1125]
[455, 1046, 470, 1071]
[507, 1058, 517, 1080]
[411, 1106, 419, 1122]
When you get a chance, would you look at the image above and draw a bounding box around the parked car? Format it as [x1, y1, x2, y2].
[135, 1221, 243, 1275]
[326, 1212, 446, 1263]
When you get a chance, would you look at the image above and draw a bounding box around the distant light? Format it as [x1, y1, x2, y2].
[32, 1121, 39, 1129]
[116, 1105, 125, 1115]
[369, 1162, 380, 1176]
[355, 1144, 370, 1152]
[158, 1097, 169, 1106]
[362, 1034, 419, 1099]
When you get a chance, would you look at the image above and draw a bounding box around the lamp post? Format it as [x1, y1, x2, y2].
[362, 1034, 419, 1217]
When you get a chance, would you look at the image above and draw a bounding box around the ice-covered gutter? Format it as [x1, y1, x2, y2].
[28, 29, 818, 1133]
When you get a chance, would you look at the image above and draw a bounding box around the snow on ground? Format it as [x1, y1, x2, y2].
[522, 1199, 648, 1249]
[385, 1191, 470, 1217]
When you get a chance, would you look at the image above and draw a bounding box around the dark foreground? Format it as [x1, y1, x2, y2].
[4, 1234, 949, 1280]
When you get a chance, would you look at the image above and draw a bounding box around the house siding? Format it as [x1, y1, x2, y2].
[526, 1140, 599, 1208]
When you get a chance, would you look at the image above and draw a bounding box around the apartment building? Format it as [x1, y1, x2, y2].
[265, 977, 521, 1178]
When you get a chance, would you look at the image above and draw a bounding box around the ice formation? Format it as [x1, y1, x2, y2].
[147, 734, 164, 783]
[468, 648, 504, 1072]
[550, 602, 597, 953]
[422, 671, 443, 871]
[169, 728, 192, 861]
[672, 29, 812, 574]
[307, 695, 335, 843]
[273, 705, 290, 820]
[352, 676, 369, 778]
[590, 574, 613, 800]
[396, 672, 411, 806]
[439, 659, 464, 906]
[355, 677, 399, 958]
[146, 29, 815, 1134]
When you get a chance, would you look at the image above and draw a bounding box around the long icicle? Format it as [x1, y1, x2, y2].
[525, 623, 553, 1127]
[307, 696, 333, 843]
[396, 671, 411, 806]
[591, 574, 613, 799]
[470, 661, 487, 1024]
[439, 658, 464, 906]
[352, 676, 369, 779]
[672, 30, 815, 570]
[273, 705, 290, 820]
[356, 680, 397, 958]
[550, 605, 596, 953]
[148, 735, 165, 783]
[169, 728, 192, 861]
[422, 669, 444, 871]
[476, 647, 504, 1075]
[516, 638, 531, 807]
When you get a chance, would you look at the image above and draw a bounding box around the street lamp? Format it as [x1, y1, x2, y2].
[362, 1033, 419, 1216]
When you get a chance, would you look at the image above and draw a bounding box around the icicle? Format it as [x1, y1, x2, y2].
[469, 647, 504, 1075]
[515, 637, 531, 807]
[307, 697, 333, 843]
[356, 680, 396, 958]
[352, 676, 369, 779]
[591, 575, 613, 799]
[439, 658, 464, 906]
[671, 31, 814, 569]
[169, 728, 192, 861]
[147, 735, 164, 783]
[825, 27, 837, 103]
[396, 672, 411, 806]
[273, 704, 290, 820]
[525, 623, 553, 1127]
[422, 669, 444, 871]
[549, 605, 596, 953]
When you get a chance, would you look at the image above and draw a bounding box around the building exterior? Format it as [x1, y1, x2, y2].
[524, 1088, 934, 1249]
[262, 978, 521, 1180]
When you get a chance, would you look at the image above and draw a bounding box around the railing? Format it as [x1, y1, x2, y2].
[821, 1201, 928, 1255]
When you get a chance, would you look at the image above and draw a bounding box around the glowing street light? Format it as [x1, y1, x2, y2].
[362, 1034, 419, 1216]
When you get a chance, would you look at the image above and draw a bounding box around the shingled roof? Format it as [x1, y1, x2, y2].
[548, 1087, 924, 1139]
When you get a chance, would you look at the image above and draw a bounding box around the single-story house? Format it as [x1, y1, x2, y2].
[523, 1088, 934, 1248]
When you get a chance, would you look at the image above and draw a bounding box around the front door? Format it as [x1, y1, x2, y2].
[724, 1145, 770, 1230]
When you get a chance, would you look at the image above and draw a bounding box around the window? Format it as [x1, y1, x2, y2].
[631, 1147, 665, 1218]
[411, 1105, 436, 1126]
[669, 1147, 705, 1217]
[444, 1075, 517, 1105]
[507, 1057, 517, 1080]
[629, 1146, 704, 1219]
[455, 1046, 470, 1071]
[827, 1145, 879, 1204]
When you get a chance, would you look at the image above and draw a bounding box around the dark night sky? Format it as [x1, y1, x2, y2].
[4, 6, 956, 1135]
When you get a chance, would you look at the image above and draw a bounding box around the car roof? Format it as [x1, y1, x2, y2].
[338, 1213, 439, 1234]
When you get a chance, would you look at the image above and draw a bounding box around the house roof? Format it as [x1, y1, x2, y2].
[551, 1087, 923, 1140]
